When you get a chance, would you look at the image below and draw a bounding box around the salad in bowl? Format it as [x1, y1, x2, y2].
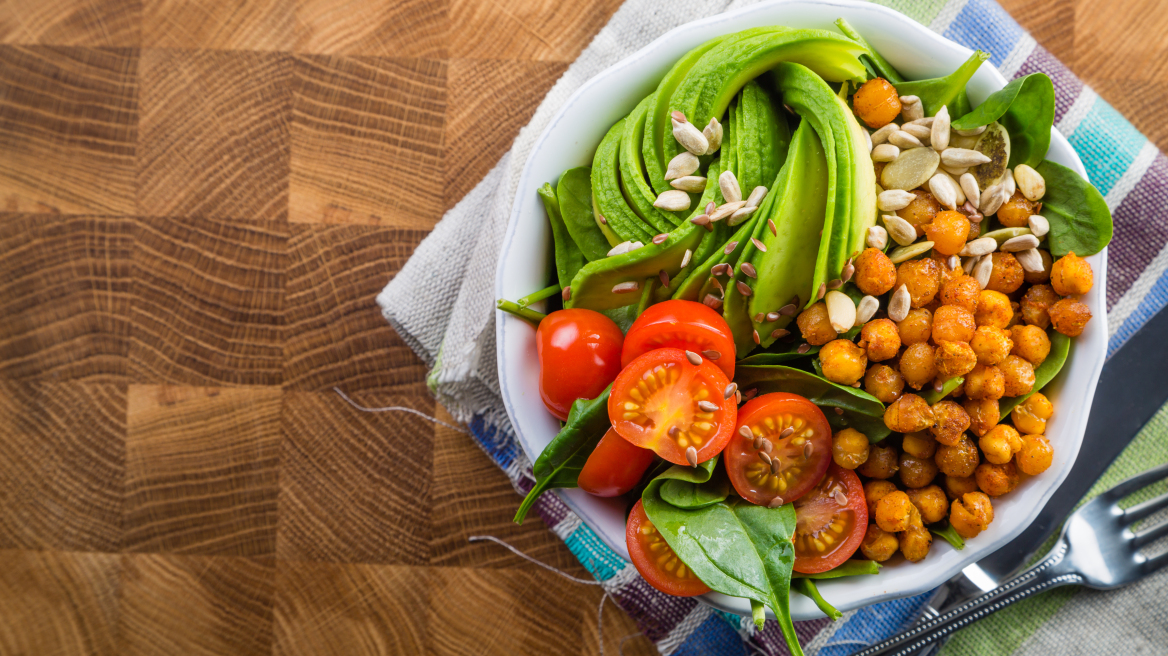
[496, 6, 1111, 654]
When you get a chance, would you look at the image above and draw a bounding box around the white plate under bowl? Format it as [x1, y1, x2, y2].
[495, 0, 1106, 620]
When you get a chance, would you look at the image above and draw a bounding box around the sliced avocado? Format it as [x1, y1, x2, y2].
[592, 118, 655, 244]
[620, 94, 683, 233]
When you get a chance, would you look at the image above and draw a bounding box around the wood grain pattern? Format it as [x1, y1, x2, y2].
[0, 1, 1165, 654]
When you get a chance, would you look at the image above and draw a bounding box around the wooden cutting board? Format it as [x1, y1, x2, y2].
[0, 0, 1161, 654]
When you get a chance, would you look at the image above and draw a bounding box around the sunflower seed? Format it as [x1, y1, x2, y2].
[779, 303, 798, 316]
[856, 295, 879, 324]
[710, 200, 746, 223]
[654, 190, 691, 211]
[686, 446, 698, 467]
[768, 496, 785, 509]
[947, 254, 961, 269]
[659, 269, 670, 288]
[1028, 214, 1049, 238]
[883, 214, 918, 246]
[759, 451, 772, 465]
[878, 189, 916, 211]
[979, 183, 1009, 216]
[954, 125, 986, 137]
[871, 143, 900, 162]
[740, 262, 757, 279]
[739, 425, 754, 440]
[703, 349, 721, 360]
[745, 186, 768, 208]
[942, 148, 991, 168]
[902, 123, 932, 142]
[816, 282, 826, 301]
[1015, 248, 1044, 273]
[728, 206, 757, 226]
[607, 241, 637, 257]
[1002, 168, 1016, 198]
[771, 328, 790, 339]
[973, 254, 993, 289]
[723, 241, 738, 255]
[864, 128, 873, 153]
[889, 130, 924, 149]
[697, 400, 719, 413]
[561, 286, 571, 301]
[888, 284, 911, 321]
[841, 262, 855, 283]
[703, 294, 723, 310]
[735, 281, 752, 297]
[900, 95, 924, 122]
[702, 117, 723, 154]
[672, 117, 709, 156]
[680, 249, 692, 268]
[664, 151, 700, 180]
[652, 232, 669, 245]
[963, 254, 981, 274]
[825, 290, 856, 332]
[929, 172, 959, 210]
[612, 281, 640, 294]
[871, 123, 898, 145]
[931, 105, 951, 151]
[959, 172, 980, 205]
[1002, 234, 1040, 252]
[797, 344, 810, 354]
[834, 489, 849, 506]
[669, 175, 707, 193]
[889, 241, 934, 264]
[1014, 164, 1045, 201]
[719, 170, 742, 203]
[685, 350, 702, 366]
[867, 225, 889, 250]
[941, 165, 969, 178]
[768, 218, 778, 236]
[948, 171, 966, 206]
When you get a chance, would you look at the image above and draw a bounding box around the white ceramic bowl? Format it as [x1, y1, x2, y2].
[495, 0, 1106, 620]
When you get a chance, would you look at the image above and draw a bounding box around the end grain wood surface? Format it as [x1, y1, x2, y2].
[0, 1, 1162, 654]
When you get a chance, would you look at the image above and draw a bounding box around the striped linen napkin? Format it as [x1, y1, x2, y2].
[379, 0, 1168, 653]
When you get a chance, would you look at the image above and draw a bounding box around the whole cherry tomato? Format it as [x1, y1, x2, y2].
[537, 309, 624, 421]
[622, 300, 736, 379]
[578, 427, 657, 497]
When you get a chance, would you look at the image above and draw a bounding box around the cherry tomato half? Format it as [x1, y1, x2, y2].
[626, 499, 710, 597]
[793, 464, 868, 573]
[578, 427, 657, 497]
[622, 300, 736, 379]
[537, 309, 624, 421]
[726, 393, 832, 506]
[609, 348, 735, 466]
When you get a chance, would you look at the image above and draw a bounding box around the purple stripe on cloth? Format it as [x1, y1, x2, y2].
[612, 577, 703, 643]
[1106, 152, 1168, 309]
[534, 487, 575, 527]
[748, 617, 834, 655]
[1015, 46, 1084, 123]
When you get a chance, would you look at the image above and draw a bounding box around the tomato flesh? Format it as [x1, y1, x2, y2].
[622, 300, 736, 379]
[578, 427, 657, 497]
[793, 464, 868, 573]
[726, 393, 832, 506]
[626, 500, 710, 597]
[537, 308, 624, 421]
[609, 348, 735, 466]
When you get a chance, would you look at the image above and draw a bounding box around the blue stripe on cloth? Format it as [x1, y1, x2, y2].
[818, 591, 935, 656]
[1109, 267, 1168, 358]
[943, 0, 1022, 65]
[563, 522, 629, 582]
[1069, 100, 1147, 197]
[469, 415, 525, 473]
[672, 613, 750, 656]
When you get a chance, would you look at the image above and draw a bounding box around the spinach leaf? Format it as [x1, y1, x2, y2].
[736, 365, 891, 441]
[950, 74, 1055, 169]
[513, 387, 612, 523]
[557, 166, 614, 261]
[834, 18, 904, 84]
[793, 559, 880, 579]
[930, 522, 966, 550]
[643, 472, 802, 653]
[792, 579, 841, 621]
[1036, 160, 1114, 257]
[921, 376, 964, 405]
[1000, 332, 1071, 419]
[659, 457, 729, 509]
[736, 345, 820, 366]
[895, 50, 989, 119]
[539, 183, 587, 288]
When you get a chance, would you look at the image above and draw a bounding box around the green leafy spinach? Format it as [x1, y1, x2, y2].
[894, 50, 989, 119]
[1036, 160, 1114, 257]
[930, 522, 966, 550]
[735, 365, 891, 441]
[1000, 331, 1072, 419]
[951, 73, 1055, 169]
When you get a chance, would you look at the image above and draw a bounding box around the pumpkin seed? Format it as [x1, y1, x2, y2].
[981, 227, 1032, 245]
[881, 147, 941, 191]
[889, 241, 935, 264]
[971, 122, 1010, 189]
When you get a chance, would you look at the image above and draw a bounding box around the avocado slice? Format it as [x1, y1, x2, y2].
[592, 118, 656, 244]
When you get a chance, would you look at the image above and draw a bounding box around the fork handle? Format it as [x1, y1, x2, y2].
[849, 543, 1084, 656]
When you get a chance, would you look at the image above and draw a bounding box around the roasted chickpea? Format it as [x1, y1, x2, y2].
[950, 492, 994, 538]
[964, 363, 1005, 401]
[1050, 252, 1094, 296]
[930, 400, 971, 446]
[897, 190, 941, 237]
[907, 485, 949, 524]
[1023, 249, 1053, 284]
[1020, 284, 1060, 329]
[900, 525, 932, 562]
[932, 251, 964, 286]
[986, 252, 1025, 294]
[820, 339, 868, 385]
[943, 474, 980, 500]
[1016, 434, 1054, 475]
[975, 290, 1013, 329]
[923, 211, 971, 255]
[854, 248, 898, 296]
[854, 78, 902, 128]
[865, 364, 905, 403]
[1012, 393, 1053, 435]
[897, 258, 942, 308]
[899, 452, 939, 489]
[902, 431, 937, 459]
[861, 318, 901, 362]
[996, 190, 1038, 227]
[979, 424, 1022, 465]
[797, 302, 839, 345]
[897, 307, 933, 345]
[964, 397, 1000, 437]
[934, 341, 977, 378]
[975, 460, 1019, 497]
[1010, 324, 1051, 366]
[899, 343, 938, 389]
[864, 479, 899, 517]
[999, 355, 1036, 397]
[936, 435, 980, 478]
[832, 428, 870, 470]
[931, 305, 976, 344]
[885, 393, 936, 434]
[861, 524, 900, 562]
[1005, 301, 1024, 329]
[875, 490, 915, 533]
[970, 325, 1013, 365]
[858, 444, 900, 480]
[940, 275, 980, 313]
[1048, 298, 1092, 337]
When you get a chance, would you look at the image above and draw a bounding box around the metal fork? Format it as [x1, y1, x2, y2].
[851, 462, 1168, 656]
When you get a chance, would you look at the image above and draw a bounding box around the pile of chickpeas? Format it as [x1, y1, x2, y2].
[796, 205, 1094, 565]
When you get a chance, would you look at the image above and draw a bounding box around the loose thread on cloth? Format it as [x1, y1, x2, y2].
[333, 387, 472, 436]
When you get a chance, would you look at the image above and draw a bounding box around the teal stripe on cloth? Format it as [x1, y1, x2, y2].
[563, 523, 630, 582]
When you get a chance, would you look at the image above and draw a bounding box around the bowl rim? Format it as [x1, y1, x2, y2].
[494, 0, 1107, 620]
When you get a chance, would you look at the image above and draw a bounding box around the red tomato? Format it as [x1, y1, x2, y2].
[609, 348, 735, 466]
[793, 464, 868, 573]
[726, 393, 832, 506]
[537, 309, 624, 421]
[626, 499, 710, 596]
[578, 427, 657, 497]
[622, 300, 736, 379]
